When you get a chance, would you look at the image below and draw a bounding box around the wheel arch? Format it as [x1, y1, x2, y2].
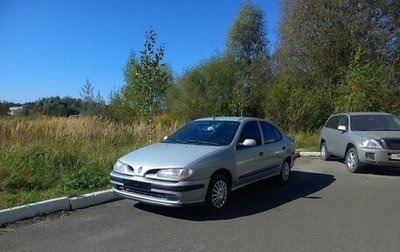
[211, 168, 232, 188]
[345, 143, 355, 157]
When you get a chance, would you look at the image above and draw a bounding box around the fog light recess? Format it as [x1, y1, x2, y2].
[365, 152, 375, 160]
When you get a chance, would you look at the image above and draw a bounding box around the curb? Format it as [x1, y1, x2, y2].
[0, 189, 119, 227]
[70, 189, 115, 210]
[298, 152, 321, 157]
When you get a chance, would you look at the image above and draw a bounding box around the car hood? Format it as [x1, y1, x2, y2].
[354, 131, 400, 139]
[119, 143, 222, 175]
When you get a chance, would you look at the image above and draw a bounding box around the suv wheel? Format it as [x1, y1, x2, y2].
[205, 174, 230, 212]
[345, 147, 362, 173]
[320, 142, 331, 161]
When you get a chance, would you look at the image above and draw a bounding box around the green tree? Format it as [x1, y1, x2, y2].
[32, 96, 81, 117]
[267, 0, 400, 130]
[0, 102, 10, 115]
[226, 1, 270, 117]
[335, 49, 400, 113]
[167, 55, 237, 119]
[121, 30, 172, 142]
[79, 79, 107, 117]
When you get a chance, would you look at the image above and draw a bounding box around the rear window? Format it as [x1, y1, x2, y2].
[260, 122, 283, 144]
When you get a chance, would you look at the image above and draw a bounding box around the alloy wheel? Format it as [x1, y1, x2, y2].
[211, 180, 227, 209]
[281, 162, 290, 182]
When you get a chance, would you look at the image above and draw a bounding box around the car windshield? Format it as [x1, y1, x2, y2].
[351, 115, 400, 131]
[163, 120, 240, 146]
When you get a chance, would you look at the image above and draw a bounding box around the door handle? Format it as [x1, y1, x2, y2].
[259, 152, 264, 156]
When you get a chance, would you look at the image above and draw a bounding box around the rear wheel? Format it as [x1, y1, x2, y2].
[205, 174, 230, 212]
[320, 142, 331, 161]
[345, 147, 362, 173]
[277, 161, 290, 183]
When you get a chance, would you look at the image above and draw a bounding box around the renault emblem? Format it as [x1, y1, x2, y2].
[138, 166, 143, 174]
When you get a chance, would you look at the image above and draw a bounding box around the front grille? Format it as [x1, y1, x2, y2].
[114, 185, 178, 201]
[384, 139, 400, 150]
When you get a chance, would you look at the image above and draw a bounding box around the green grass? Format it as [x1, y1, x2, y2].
[0, 116, 320, 210]
[289, 131, 320, 151]
[0, 116, 180, 209]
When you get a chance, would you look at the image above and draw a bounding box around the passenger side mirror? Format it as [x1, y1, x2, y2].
[338, 125, 347, 131]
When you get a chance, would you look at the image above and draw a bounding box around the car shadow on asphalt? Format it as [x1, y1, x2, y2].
[328, 159, 400, 176]
[133, 170, 335, 221]
[358, 166, 400, 176]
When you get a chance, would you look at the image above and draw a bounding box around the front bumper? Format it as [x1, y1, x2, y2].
[357, 148, 400, 168]
[110, 171, 210, 207]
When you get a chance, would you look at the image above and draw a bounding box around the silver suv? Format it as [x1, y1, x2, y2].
[320, 112, 400, 172]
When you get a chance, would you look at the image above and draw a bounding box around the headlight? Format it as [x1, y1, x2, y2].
[361, 138, 382, 149]
[156, 168, 193, 180]
[113, 160, 130, 173]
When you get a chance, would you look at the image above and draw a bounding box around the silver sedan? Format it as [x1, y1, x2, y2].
[110, 117, 296, 211]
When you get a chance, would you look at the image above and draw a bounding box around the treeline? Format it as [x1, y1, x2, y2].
[0, 80, 107, 117]
[108, 0, 400, 131]
[4, 1, 399, 132]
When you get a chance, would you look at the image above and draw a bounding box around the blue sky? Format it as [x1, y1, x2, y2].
[0, 0, 280, 103]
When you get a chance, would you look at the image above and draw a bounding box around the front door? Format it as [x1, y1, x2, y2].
[235, 121, 265, 186]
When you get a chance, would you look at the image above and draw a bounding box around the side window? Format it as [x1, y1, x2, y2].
[325, 116, 340, 129]
[238, 121, 261, 146]
[273, 127, 283, 141]
[338, 116, 348, 128]
[260, 122, 276, 144]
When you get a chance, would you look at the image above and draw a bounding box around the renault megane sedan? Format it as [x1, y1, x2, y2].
[110, 117, 296, 211]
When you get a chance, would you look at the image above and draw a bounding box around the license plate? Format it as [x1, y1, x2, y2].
[123, 180, 151, 190]
[390, 154, 400, 160]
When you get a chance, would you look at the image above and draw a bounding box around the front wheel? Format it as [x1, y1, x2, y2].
[205, 174, 230, 212]
[345, 147, 362, 173]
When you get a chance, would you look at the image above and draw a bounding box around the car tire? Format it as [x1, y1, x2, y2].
[345, 147, 362, 173]
[320, 142, 331, 161]
[277, 160, 291, 183]
[205, 174, 230, 212]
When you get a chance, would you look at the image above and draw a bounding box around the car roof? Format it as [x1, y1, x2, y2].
[332, 112, 394, 117]
[195, 116, 256, 122]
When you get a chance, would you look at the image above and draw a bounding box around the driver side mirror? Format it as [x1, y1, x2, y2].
[338, 125, 347, 131]
[163, 136, 168, 141]
[237, 139, 257, 149]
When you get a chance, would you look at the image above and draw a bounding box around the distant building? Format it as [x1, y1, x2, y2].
[8, 106, 24, 115]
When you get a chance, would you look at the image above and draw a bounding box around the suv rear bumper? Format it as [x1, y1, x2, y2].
[357, 148, 400, 168]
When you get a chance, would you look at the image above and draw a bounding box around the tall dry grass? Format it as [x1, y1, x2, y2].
[0, 116, 182, 209]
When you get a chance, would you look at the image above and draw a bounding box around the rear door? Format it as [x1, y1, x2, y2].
[259, 121, 285, 176]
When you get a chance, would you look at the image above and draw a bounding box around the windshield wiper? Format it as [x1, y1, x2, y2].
[165, 138, 186, 144]
[184, 140, 221, 146]
[356, 128, 400, 131]
[373, 128, 400, 131]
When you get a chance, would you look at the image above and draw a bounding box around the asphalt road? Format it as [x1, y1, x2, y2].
[1, 157, 400, 252]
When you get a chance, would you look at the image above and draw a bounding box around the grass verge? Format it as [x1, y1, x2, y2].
[0, 116, 180, 209]
[0, 116, 319, 209]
